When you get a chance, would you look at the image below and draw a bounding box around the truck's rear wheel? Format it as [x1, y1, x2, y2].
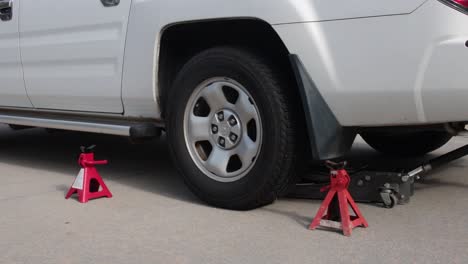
[361, 131, 452, 156]
[8, 124, 32, 130]
[166, 47, 298, 210]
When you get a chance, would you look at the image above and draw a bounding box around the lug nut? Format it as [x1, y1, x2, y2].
[217, 112, 224, 121]
[228, 117, 237, 126]
[211, 125, 218, 133]
[218, 137, 226, 147]
[229, 133, 238, 142]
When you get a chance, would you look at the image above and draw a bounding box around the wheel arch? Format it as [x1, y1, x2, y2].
[157, 18, 355, 160]
[157, 18, 290, 116]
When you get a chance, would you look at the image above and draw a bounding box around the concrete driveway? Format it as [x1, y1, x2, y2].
[0, 125, 467, 264]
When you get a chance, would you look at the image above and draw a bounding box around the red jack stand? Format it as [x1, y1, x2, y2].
[65, 146, 112, 203]
[309, 161, 368, 236]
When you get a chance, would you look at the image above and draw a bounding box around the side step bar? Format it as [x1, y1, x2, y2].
[0, 113, 162, 138]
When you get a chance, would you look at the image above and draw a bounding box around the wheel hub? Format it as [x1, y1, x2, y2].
[183, 77, 262, 182]
[211, 109, 242, 150]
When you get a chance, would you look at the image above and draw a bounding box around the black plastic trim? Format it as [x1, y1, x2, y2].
[289, 54, 356, 160]
[437, 0, 468, 15]
[101, 0, 120, 7]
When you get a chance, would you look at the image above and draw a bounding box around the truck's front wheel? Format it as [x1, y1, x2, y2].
[166, 47, 299, 210]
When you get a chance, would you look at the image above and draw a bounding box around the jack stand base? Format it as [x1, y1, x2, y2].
[309, 161, 368, 236]
[65, 146, 112, 203]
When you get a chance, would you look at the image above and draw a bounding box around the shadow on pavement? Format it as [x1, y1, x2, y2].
[0, 125, 199, 205]
[1, 125, 467, 208]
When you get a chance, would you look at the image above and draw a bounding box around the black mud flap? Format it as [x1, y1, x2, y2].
[289, 54, 355, 160]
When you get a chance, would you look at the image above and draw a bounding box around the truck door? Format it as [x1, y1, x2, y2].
[0, 0, 33, 108]
[19, 0, 132, 113]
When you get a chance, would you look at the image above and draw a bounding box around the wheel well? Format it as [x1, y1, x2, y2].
[157, 19, 295, 118]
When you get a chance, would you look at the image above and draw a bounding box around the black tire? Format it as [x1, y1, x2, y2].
[361, 131, 452, 156]
[166, 47, 299, 210]
[8, 124, 32, 130]
[384, 194, 397, 209]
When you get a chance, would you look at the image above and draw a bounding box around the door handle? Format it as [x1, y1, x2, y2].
[101, 0, 120, 7]
[0, 0, 12, 21]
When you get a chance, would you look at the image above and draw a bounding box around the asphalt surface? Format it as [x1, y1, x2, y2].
[0, 124, 467, 264]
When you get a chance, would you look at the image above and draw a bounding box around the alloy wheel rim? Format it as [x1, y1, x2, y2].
[183, 77, 263, 182]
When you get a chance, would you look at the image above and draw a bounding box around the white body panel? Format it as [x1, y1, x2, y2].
[158, 0, 427, 25]
[18, 0, 132, 113]
[275, 0, 468, 125]
[122, 0, 428, 119]
[0, 0, 32, 108]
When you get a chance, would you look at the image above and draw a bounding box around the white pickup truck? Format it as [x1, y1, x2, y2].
[1, 0, 467, 209]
